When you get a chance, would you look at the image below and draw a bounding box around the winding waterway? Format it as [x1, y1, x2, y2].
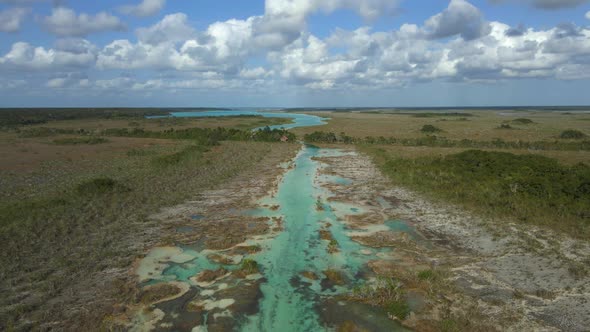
[151, 109, 327, 130]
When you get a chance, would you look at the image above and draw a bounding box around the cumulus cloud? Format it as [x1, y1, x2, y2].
[136, 13, 195, 45]
[0, 41, 96, 70]
[3, 0, 590, 96]
[43, 7, 126, 37]
[586, 10, 590, 19]
[423, 0, 491, 40]
[0, 7, 29, 32]
[490, 0, 590, 9]
[119, 0, 166, 17]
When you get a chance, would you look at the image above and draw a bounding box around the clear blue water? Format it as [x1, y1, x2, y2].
[148, 109, 327, 130]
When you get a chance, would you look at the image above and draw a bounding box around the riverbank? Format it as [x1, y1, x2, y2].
[316, 146, 590, 331]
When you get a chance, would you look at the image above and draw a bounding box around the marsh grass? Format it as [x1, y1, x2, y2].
[0, 140, 290, 330]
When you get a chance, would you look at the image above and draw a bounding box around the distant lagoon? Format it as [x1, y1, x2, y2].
[148, 109, 328, 130]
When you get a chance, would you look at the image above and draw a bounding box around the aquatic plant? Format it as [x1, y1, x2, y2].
[240, 259, 259, 275]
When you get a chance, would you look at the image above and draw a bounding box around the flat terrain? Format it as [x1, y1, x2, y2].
[0, 112, 298, 330]
[293, 109, 590, 142]
[1, 108, 589, 331]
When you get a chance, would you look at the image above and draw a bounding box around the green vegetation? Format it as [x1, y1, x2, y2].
[512, 118, 534, 125]
[417, 269, 435, 281]
[240, 258, 260, 275]
[560, 129, 587, 139]
[0, 140, 289, 329]
[498, 123, 513, 129]
[412, 112, 473, 118]
[0, 108, 172, 128]
[421, 124, 443, 133]
[76, 177, 130, 195]
[371, 149, 589, 238]
[348, 277, 409, 319]
[303, 130, 590, 151]
[53, 137, 109, 145]
[102, 126, 296, 144]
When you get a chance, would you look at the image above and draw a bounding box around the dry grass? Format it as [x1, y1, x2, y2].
[0, 114, 298, 330]
[293, 110, 590, 142]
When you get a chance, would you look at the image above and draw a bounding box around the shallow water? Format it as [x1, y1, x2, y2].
[149, 109, 327, 130]
[240, 145, 404, 331]
[134, 145, 408, 331]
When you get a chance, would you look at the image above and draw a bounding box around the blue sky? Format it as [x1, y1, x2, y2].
[1, 0, 589, 107]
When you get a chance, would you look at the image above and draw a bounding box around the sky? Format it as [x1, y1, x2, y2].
[0, 0, 589, 107]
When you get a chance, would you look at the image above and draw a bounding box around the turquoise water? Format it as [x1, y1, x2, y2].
[149, 109, 327, 130]
[135, 145, 407, 331]
[240, 145, 403, 331]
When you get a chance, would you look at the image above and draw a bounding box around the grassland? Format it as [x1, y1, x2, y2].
[293, 109, 590, 144]
[0, 110, 297, 330]
[298, 109, 590, 239]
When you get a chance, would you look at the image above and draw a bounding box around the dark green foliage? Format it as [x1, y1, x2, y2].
[498, 123, 513, 129]
[302, 130, 590, 151]
[560, 129, 587, 139]
[421, 125, 442, 133]
[378, 150, 590, 237]
[512, 118, 534, 124]
[303, 131, 338, 143]
[53, 137, 108, 145]
[412, 112, 473, 118]
[102, 126, 296, 144]
[0, 108, 172, 128]
[76, 178, 130, 195]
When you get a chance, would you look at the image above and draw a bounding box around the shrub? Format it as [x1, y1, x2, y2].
[76, 178, 130, 195]
[53, 137, 108, 145]
[498, 123, 512, 129]
[512, 118, 534, 125]
[560, 129, 587, 139]
[421, 125, 442, 133]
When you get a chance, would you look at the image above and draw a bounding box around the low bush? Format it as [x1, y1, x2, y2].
[376, 149, 590, 238]
[512, 118, 534, 125]
[560, 129, 587, 139]
[421, 125, 442, 133]
[53, 137, 108, 145]
[76, 177, 130, 195]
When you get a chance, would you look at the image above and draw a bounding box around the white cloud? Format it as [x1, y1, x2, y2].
[119, 0, 166, 17]
[586, 10, 590, 19]
[0, 41, 96, 70]
[0, 7, 29, 32]
[43, 7, 126, 37]
[136, 13, 195, 45]
[423, 0, 491, 40]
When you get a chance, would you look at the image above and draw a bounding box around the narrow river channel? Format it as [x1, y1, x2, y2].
[132, 144, 409, 331]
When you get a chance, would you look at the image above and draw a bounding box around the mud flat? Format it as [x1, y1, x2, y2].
[316, 147, 590, 331]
